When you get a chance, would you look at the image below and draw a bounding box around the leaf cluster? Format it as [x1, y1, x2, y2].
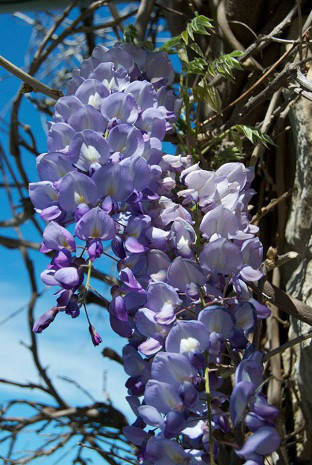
[161, 16, 245, 116]
[200, 125, 275, 169]
[161, 15, 213, 53]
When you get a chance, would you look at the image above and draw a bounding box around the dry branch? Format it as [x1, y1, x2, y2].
[0, 55, 63, 100]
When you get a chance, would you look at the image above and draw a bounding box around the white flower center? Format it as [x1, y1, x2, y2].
[180, 337, 200, 353]
[88, 92, 102, 108]
[177, 234, 189, 248]
[81, 143, 101, 164]
[74, 192, 86, 204]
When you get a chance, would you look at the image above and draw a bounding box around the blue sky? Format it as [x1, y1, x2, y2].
[0, 9, 132, 464]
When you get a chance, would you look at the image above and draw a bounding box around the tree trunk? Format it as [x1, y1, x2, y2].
[283, 74, 312, 462]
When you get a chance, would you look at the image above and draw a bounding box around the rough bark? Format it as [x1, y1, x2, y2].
[283, 67, 312, 462]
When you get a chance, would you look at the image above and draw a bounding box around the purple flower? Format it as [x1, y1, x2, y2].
[43, 221, 76, 252]
[108, 123, 144, 158]
[68, 105, 107, 132]
[92, 44, 134, 73]
[54, 266, 83, 289]
[37, 152, 73, 183]
[170, 218, 196, 258]
[75, 78, 109, 108]
[146, 282, 181, 324]
[93, 164, 133, 201]
[144, 51, 175, 86]
[200, 205, 240, 239]
[199, 306, 235, 338]
[91, 61, 130, 91]
[123, 344, 147, 377]
[236, 426, 280, 459]
[145, 437, 188, 465]
[33, 307, 59, 333]
[151, 352, 196, 387]
[137, 405, 163, 427]
[87, 238, 103, 261]
[135, 307, 170, 341]
[127, 80, 156, 110]
[47, 122, 75, 151]
[69, 129, 109, 172]
[101, 92, 138, 124]
[58, 171, 99, 213]
[216, 161, 250, 187]
[230, 381, 255, 426]
[120, 267, 143, 290]
[75, 206, 115, 241]
[136, 108, 166, 140]
[54, 95, 85, 122]
[144, 379, 184, 414]
[29, 181, 58, 211]
[123, 426, 147, 447]
[163, 410, 186, 438]
[165, 320, 209, 355]
[167, 257, 205, 292]
[200, 238, 242, 275]
[89, 324, 102, 346]
[51, 249, 72, 269]
[233, 302, 256, 334]
[30, 41, 278, 463]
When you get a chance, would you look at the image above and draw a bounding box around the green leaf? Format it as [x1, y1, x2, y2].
[229, 50, 244, 57]
[233, 125, 275, 147]
[193, 79, 222, 113]
[181, 30, 189, 45]
[187, 58, 206, 75]
[230, 129, 243, 151]
[187, 22, 194, 41]
[161, 35, 182, 51]
[177, 45, 189, 63]
[207, 50, 244, 80]
[182, 15, 213, 44]
[195, 15, 214, 29]
[123, 24, 137, 43]
[213, 147, 244, 168]
[204, 86, 222, 113]
[188, 42, 205, 58]
[191, 15, 214, 35]
[242, 126, 254, 141]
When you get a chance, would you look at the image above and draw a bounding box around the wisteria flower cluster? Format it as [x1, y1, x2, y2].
[30, 42, 280, 464]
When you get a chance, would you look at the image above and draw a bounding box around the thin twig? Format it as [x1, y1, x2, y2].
[135, 0, 155, 41]
[265, 331, 312, 361]
[34, 0, 80, 60]
[296, 0, 303, 61]
[0, 55, 63, 100]
[259, 281, 312, 327]
[249, 90, 281, 167]
[155, 1, 187, 17]
[200, 44, 297, 130]
[251, 191, 290, 224]
[217, 0, 262, 71]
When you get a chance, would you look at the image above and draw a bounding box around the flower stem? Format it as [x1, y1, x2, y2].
[85, 259, 92, 292]
[205, 366, 216, 465]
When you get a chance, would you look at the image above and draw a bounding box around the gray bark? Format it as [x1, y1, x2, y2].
[283, 77, 312, 461]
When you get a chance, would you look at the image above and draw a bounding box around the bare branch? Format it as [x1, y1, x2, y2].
[251, 191, 290, 224]
[0, 55, 63, 100]
[265, 330, 312, 361]
[262, 281, 312, 327]
[135, 0, 155, 41]
[0, 235, 40, 251]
